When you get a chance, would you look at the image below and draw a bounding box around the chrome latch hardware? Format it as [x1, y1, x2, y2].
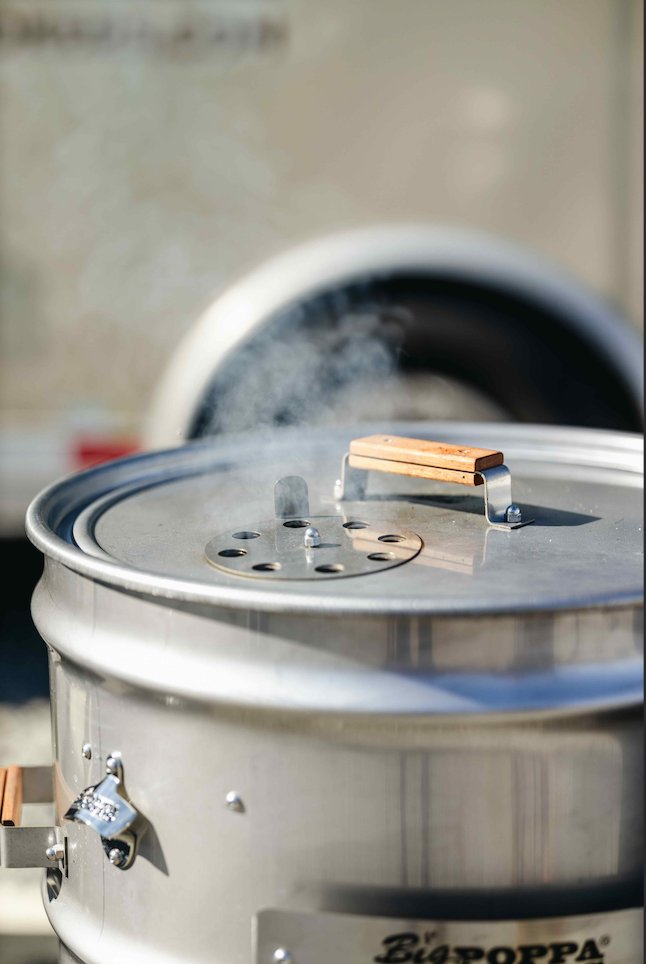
[65, 753, 140, 870]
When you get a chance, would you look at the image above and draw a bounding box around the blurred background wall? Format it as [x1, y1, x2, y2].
[1, 1, 643, 476]
[0, 0, 643, 956]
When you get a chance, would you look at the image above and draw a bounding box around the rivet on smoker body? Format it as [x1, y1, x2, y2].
[225, 791, 245, 813]
[273, 950, 293, 963]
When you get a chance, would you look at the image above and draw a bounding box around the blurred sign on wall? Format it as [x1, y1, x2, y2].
[0, 0, 642, 432]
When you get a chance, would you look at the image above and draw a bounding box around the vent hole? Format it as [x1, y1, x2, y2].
[218, 548, 247, 558]
[315, 563, 345, 574]
[232, 531, 260, 540]
[379, 534, 405, 543]
[252, 562, 281, 572]
[343, 521, 368, 529]
[368, 552, 395, 561]
[283, 519, 310, 528]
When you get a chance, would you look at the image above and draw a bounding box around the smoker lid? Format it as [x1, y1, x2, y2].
[27, 422, 643, 618]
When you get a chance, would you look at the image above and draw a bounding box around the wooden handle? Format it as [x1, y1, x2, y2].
[350, 435, 504, 471]
[1, 765, 23, 827]
[348, 435, 504, 487]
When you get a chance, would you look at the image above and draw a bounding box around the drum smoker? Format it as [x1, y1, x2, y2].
[1, 423, 642, 963]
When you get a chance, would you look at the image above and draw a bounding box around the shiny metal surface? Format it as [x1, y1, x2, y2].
[28, 423, 642, 616]
[26, 423, 644, 713]
[32, 562, 642, 716]
[225, 792, 245, 814]
[65, 754, 140, 871]
[23, 422, 643, 962]
[205, 516, 422, 580]
[40, 649, 642, 963]
[0, 766, 62, 871]
[0, 825, 59, 870]
[256, 907, 643, 963]
[302, 527, 321, 549]
[45, 844, 65, 863]
[478, 464, 532, 528]
[271, 950, 293, 964]
[274, 476, 310, 520]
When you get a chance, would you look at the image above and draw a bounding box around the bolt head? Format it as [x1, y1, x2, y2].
[506, 504, 522, 523]
[81, 742, 92, 760]
[108, 848, 126, 867]
[105, 753, 122, 778]
[225, 791, 245, 813]
[303, 526, 321, 548]
[45, 844, 64, 862]
[273, 951, 293, 964]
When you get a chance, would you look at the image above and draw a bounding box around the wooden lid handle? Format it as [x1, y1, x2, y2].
[348, 435, 504, 487]
[0, 766, 23, 827]
[337, 435, 531, 529]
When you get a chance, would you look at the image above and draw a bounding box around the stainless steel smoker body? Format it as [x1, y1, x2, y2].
[19, 423, 643, 963]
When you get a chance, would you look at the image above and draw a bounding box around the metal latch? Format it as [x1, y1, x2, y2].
[335, 435, 534, 530]
[65, 752, 140, 869]
[0, 764, 65, 869]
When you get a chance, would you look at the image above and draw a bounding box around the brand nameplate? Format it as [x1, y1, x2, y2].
[254, 908, 642, 964]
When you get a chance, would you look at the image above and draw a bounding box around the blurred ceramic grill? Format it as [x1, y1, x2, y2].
[145, 226, 644, 449]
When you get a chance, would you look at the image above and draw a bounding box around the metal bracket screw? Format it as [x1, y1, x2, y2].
[506, 504, 522, 524]
[303, 526, 321, 548]
[273, 950, 294, 964]
[45, 843, 65, 862]
[105, 753, 123, 778]
[81, 743, 92, 760]
[107, 847, 127, 867]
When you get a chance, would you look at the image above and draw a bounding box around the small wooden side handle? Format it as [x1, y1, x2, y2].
[348, 435, 504, 487]
[1, 765, 23, 827]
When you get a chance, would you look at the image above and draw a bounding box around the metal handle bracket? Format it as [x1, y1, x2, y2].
[0, 764, 65, 869]
[334, 435, 533, 530]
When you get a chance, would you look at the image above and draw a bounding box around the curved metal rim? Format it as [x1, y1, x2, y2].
[144, 223, 644, 448]
[26, 422, 644, 618]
